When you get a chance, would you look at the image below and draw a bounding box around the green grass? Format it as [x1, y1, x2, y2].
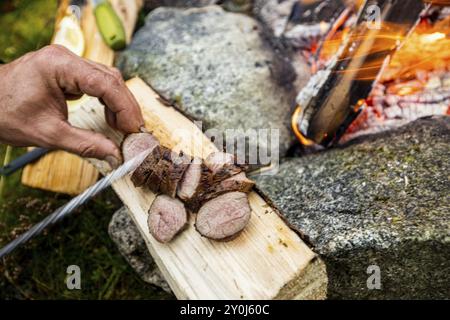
[0, 0, 57, 63]
[0, 146, 173, 299]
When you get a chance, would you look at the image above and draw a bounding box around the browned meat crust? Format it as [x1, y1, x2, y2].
[204, 151, 248, 182]
[186, 172, 254, 212]
[159, 151, 191, 198]
[145, 146, 172, 193]
[131, 145, 161, 187]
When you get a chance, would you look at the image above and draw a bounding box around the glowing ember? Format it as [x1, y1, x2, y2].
[421, 32, 445, 42]
[317, 15, 450, 83]
[295, 4, 450, 147]
[343, 70, 450, 142]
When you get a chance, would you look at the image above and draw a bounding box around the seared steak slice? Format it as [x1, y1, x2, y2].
[195, 192, 251, 241]
[145, 146, 172, 193]
[186, 172, 254, 212]
[159, 151, 191, 198]
[146, 170, 163, 193]
[131, 145, 161, 187]
[148, 195, 188, 243]
[122, 132, 159, 162]
[204, 172, 254, 200]
[177, 157, 212, 201]
[204, 151, 247, 182]
[204, 152, 235, 172]
[177, 157, 202, 201]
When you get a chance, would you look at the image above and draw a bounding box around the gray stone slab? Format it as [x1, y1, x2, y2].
[255, 116, 450, 299]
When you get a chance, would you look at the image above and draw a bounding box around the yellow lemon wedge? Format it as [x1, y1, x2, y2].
[53, 10, 86, 112]
[53, 14, 85, 57]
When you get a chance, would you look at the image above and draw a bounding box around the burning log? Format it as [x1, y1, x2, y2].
[342, 7, 450, 142]
[254, 0, 349, 50]
[342, 72, 450, 142]
[292, 0, 428, 147]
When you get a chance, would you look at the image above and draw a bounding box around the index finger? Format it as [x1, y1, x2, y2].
[50, 46, 145, 133]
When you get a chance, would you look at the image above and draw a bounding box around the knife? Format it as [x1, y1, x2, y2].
[0, 148, 151, 259]
[0, 148, 50, 177]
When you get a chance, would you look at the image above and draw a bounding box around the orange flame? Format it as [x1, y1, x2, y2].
[319, 16, 450, 83]
[293, 7, 450, 147]
[291, 106, 316, 146]
[382, 16, 450, 82]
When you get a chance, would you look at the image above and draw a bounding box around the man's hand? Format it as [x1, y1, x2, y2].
[0, 45, 145, 168]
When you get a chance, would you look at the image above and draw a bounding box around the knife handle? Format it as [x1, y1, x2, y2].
[94, 1, 126, 50]
[0, 148, 50, 176]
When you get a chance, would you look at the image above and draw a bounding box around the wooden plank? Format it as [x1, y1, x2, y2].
[21, 0, 142, 195]
[69, 77, 327, 299]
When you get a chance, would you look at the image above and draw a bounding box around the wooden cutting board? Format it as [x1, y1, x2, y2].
[69, 77, 328, 299]
[21, 0, 142, 195]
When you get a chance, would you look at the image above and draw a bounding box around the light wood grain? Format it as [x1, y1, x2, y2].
[21, 0, 142, 195]
[69, 77, 327, 299]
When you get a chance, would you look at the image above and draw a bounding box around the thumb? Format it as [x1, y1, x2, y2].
[53, 121, 122, 169]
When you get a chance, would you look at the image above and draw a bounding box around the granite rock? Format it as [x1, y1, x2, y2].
[253, 0, 346, 50]
[117, 6, 308, 160]
[255, 116, 450, 299]
[143, 0, 252, 13]
[108, 207, 171, 293]
[144, 0, 218, 10]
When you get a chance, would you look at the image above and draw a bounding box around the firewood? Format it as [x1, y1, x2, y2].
[68, 77, 327, 300]
[293, 0, 428, 147]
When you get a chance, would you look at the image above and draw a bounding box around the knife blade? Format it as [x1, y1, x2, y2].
[0, 148, 151, 259]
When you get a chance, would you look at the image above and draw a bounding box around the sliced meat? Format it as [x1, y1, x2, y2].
[204, 151, 247, 182]
[146, 170, 164, 193]
[131, 145, 161, 187]
[177, 157, 212, 201]
[186, 172, 254, 212]
[148, 195, 188, 243]
[195, 192, 251, 241]
[122, 132, 159, 162]
[177, 157, 202, 201]
[206, 172, 254, 200]
[145, 146, 172, 193]
[204, 151, 235, 173]
[159, 150, 191, 198]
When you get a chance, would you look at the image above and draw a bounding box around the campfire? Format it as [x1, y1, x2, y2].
[291, 0, 450, 147]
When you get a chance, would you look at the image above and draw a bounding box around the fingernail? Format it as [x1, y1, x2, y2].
[105, 155, 121, 170]
[139, 125, 148, 133]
